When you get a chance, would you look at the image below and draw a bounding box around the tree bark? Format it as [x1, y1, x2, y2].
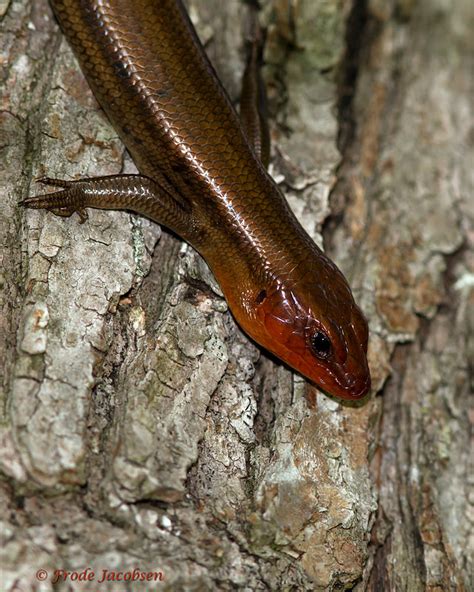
[0, 0, 471, 590]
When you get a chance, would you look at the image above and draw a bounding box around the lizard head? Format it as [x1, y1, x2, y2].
[222, 250, 371, 400]
[249, 281, 370, 399]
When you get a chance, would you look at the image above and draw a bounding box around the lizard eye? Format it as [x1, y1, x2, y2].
[310, 331, 332, 359]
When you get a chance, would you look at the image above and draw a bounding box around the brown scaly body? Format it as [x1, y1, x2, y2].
[22, 0, 370, 399]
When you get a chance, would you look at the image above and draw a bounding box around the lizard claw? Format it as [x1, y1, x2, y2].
[35, 177, 73, 188]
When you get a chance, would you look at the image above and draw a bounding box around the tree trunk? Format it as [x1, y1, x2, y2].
[1, 0, 471, 590]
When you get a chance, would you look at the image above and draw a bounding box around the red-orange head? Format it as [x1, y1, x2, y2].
[224, 255, 371, 400]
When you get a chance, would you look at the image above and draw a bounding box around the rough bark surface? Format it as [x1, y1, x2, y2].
[0, 0, 471, 590]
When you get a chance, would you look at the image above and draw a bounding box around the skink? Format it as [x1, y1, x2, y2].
[22, 0, 371, 399]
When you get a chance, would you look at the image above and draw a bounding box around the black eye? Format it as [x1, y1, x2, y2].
[256, 289, 267, 304]
[310, 331, 332, 359]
